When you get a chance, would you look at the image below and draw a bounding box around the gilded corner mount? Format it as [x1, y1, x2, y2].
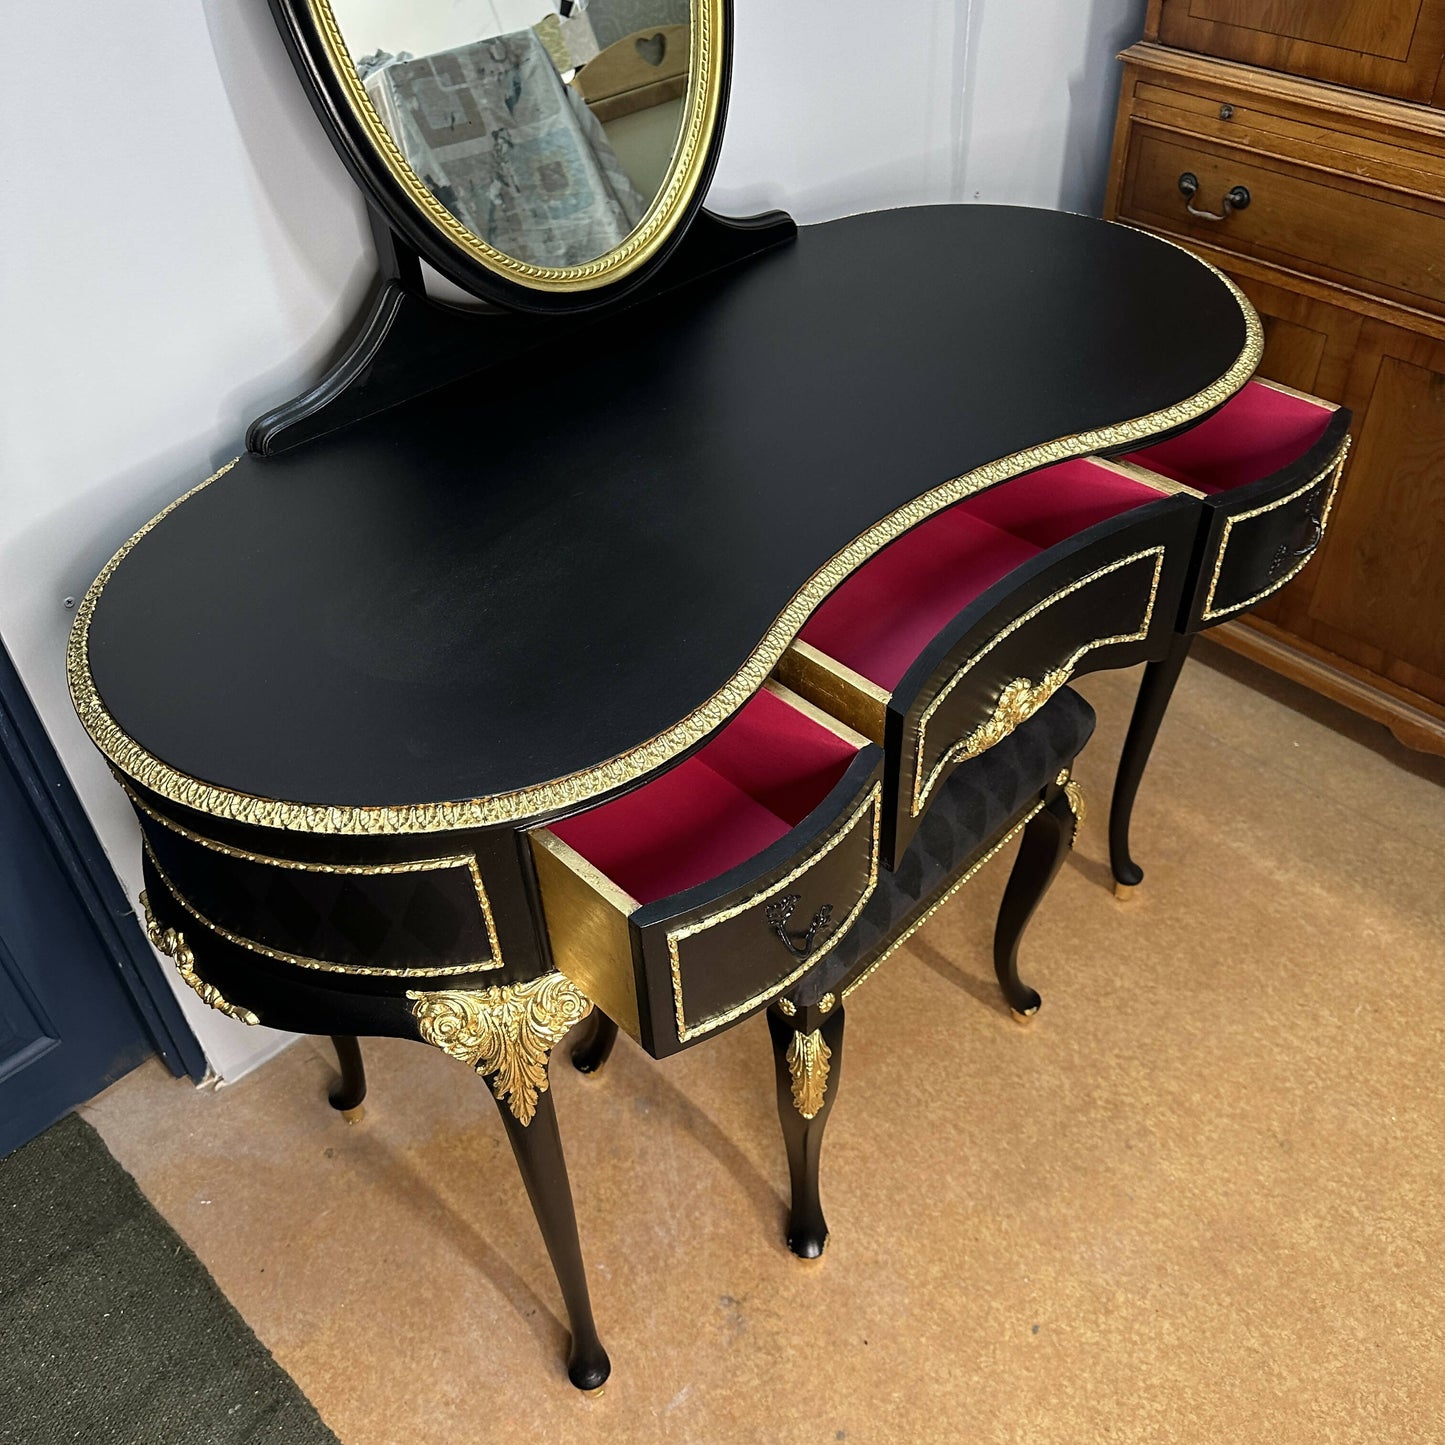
[140, 890, 260, 1026]
[407, 974, 592, 1125]
[786, 1029, 832, 1120]
[1057, 772, 1087, 845]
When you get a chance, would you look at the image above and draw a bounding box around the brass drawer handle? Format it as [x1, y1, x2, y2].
[766, 894, 834, 958]
[1178, 172, 1250, 221]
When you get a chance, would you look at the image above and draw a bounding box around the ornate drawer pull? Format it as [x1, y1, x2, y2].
[766, 894, 834, 958]
[1178, 172, 1250, 221]
[1272, 516, 1323, 576]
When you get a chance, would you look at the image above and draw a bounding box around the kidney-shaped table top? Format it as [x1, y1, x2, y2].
[74, 204, 1256, 834]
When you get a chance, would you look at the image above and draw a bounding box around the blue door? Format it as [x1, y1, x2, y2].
[0, 637, 204, 1156]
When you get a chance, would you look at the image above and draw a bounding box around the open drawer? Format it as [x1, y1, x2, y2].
[1111, 378, 1352, 629]
[776, 460, 1197, 866]
[528, 683, 882, 1059]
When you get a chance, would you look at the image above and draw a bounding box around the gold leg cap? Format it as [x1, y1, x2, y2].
[1113, 881, 1136, 901]
[1010, 1007, 1039, 1027]
[340, 1104, 366, 1124]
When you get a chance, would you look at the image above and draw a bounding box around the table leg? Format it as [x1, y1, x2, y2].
[1110, 630, 1194, 896]
[767, 1003, 845, 1259]
[569, 1012, 619, 1075]
[994, 791, 1074, 1021]
[493, 1085, 611, 1390]
[327, 1035, 366, 1117]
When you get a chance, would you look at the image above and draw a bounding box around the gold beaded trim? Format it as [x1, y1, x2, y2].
[123, 781, 501, 967]
[305, 0, 724, 293]
[912, 548, 1165, 816]
[1199, 441, 1350, 621]
[668, 784, 881, 1044]
[67, 283, 1260, 836]
[142, 842, 496, 979]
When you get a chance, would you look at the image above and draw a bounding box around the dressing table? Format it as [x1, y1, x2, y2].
[68, 0, 1350, 1391]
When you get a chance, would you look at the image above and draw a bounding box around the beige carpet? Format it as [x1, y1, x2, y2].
[84, 641, 1445, 1444]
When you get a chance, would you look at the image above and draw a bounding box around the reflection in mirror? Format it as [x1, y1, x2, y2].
[328, 0, 693, 269]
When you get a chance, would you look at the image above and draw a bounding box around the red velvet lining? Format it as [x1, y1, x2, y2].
[799, 460, 1160, 690]
[1126, 379, 1334, 494]
[550, 689, 859, 905]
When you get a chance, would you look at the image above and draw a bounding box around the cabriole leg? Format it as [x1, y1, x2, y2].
[405, 977, 608, 1389]
[1110, 630, 1195, 897]
[327, 1035, 366, 1118]
[994, 790, 1075, 1021]
[570, 1012, 619, 1075]
[493, 1087, 611, 1391]
[767, 1003, 845, 1260]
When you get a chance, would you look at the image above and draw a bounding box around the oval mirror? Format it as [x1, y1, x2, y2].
[274, 0, 726, 306]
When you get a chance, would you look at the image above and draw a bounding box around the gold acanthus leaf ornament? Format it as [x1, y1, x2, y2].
[1062, 778, 1087, 845]
[139, 890, 260, 1026]
[956, 670, 1072, 765]
[786, 1029, 832, 1120]
[407, 975, 592, 1125]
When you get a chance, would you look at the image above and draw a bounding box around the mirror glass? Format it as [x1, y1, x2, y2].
[327, 0, 695, 270]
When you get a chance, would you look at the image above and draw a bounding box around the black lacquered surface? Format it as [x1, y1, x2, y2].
[87, 205, 1249, 812]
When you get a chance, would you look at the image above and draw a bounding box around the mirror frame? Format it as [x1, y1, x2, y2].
[269, 0, 730, 312]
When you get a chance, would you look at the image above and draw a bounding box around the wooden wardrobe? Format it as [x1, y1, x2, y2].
[1104, 0, 1445, 754]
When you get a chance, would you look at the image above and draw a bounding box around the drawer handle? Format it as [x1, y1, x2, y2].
[1178, 172, 1250, 221]
[766, 894, 834, 959]
[1271, 516, 1323, 576]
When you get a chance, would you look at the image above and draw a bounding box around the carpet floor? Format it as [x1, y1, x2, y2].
[0, 1113, 336, 1445]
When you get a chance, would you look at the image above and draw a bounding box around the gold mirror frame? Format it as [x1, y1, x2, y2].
[307, 0, 726, 293]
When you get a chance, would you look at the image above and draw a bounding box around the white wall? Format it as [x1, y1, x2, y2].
[329, 0, 556, 61]
[0, 0, 1141, 1083]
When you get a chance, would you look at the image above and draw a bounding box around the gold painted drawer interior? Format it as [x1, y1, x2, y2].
[776, 457, 1177, 747]
[529, 682, 875, 1045]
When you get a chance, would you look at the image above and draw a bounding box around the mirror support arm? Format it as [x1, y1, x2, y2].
[246, 207, 797, 457]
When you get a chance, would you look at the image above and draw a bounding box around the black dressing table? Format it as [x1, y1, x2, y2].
[68, 0, 1350, 1391]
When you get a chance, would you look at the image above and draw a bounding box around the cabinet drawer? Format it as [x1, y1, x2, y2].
[529, 684, 882, 1059]
[1117, 127, 1445, 319]
[1119, 379, 1352, 627]
[777, 462, 1197, 865]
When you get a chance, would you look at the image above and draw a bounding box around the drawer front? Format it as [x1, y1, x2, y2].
[1117, 127, 1445, 320]
[1189, 428, 1352, 628]
[1152, 1, 1445, 106]
[130, 789, 504, 980]
[894, 502, 1196, 840]
[634, 753, 882, 1055]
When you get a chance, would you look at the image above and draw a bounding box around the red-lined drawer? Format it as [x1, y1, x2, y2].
[1117, 378, 1352, 627]
[529, 683, 882, 1058]
[778, 458, 1196, 864]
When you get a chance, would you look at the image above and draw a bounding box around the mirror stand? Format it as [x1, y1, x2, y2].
[247, 205, 797, 455]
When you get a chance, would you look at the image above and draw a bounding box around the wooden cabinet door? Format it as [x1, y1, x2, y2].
[1230, 273, 1445, 711]
[1302, 320, 1445, 708]
[1152, 0, 1445, 105]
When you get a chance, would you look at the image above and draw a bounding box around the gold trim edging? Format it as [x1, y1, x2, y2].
[125, 782, 502, 970]
[1200, 442, 1350, 622]
[668, 784, 882, 1044]
[912, 549, 1165, 816]
[143, 843, 493, 979]
[842, 803, 1046, 1001]
[407, 975, 592, 1125]
[306, 0, 723, 293]
[140, 890, 260, 1026]
[67, 281, 1261, 837]
[787, 1029, 831, 1120]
